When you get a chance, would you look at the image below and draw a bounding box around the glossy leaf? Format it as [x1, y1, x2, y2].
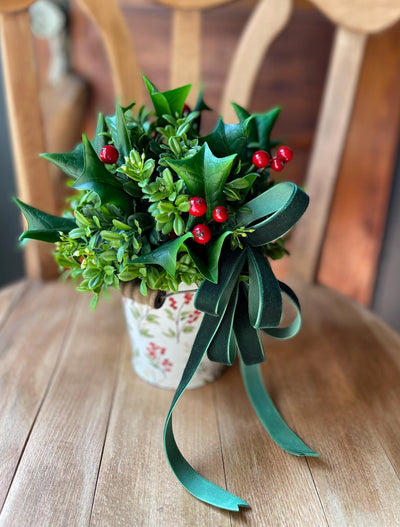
[186, 230, 232, 283]
[166, 143, 236, 220]
[131, 232, 193, 276]
[72, 135, 131, 211]
[15, 198, 76, 243]
[233, 103, 280, 152]
[250, 107, 281, 151]
[92, 113, 108, 153]
[143, 76, 191, 118]
[115, 103, 132, 158]
[202, 118, 248, 160]
[41, 143, 83, 180]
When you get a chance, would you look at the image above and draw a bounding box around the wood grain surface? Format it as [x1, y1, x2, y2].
[317, 24, 400, 305]
[0, 279, 399, 525]
[290, 27, 367, 283]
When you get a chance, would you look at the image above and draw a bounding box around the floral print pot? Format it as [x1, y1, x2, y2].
[122, 284, 226, 389]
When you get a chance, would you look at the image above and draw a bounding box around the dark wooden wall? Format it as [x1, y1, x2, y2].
[65, 1, 400, 309]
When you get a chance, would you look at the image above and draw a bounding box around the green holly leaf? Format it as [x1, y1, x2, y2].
[40, 113, 110, 180]
[72, 135, 131, 211]
[14, 198, 76, 243]
[186, 231, 232, 283]
[115, 103, 132, 158]
[104, 104, 132, 161]
[191, 89, 211, 136]
[251, 107, 281, 151]
[232, 102, 251, 123]
[166, 143, 236, 220]
[131, 232, 193, 277]
[92, 112, 108, 153]
[143, 76, 191, 118]
[194, 89, 211, 113]
[202, 118, 248, 160]
[232, 103, 280, 152]
[41, 143, 83, 180]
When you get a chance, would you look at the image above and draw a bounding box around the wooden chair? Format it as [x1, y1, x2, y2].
[0, 0, 400, 525]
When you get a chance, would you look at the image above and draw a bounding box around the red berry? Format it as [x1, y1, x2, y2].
[252, 150, 270, 168]
[271, 157, 285, 172]
[212, 206, 229, 223]
[276, 145, 293, 162]
[99, 145, 119, 164]
[182, 104, 191, 116]
[189, 197, 207, 217]
[192, 224, 211, 244]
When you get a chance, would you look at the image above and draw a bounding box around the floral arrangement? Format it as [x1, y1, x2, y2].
[16, 78, 317, 511]
[16, 77, 289, 308]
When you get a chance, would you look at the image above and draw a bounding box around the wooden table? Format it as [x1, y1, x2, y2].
[1, 278, 400, 526]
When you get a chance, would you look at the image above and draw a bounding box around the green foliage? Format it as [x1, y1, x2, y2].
[16, 77, 292, 306]
[14, 198, 76, 242]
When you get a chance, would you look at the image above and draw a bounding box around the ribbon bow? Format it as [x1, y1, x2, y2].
[163, 182, 318, 511]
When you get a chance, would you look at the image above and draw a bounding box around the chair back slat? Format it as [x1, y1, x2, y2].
[3, 0, 399, 283]
[0, 8, 58, 278]
[220, 0, 292, 122]
[171, 9, 202, 106]
[76, 0, 144, 107]
[308, 0, 400, 34]
[290, 27, 367, 282]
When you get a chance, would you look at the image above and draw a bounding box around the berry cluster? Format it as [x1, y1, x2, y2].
[183, 292, 194, 305]
[147, 342, 173, 373]
[97, 143, 291, 247]
[188, 197, 229, 245]
[169, 297, 178, 310]
[252, 145, 293, 173]
[187, 310, 201, 324]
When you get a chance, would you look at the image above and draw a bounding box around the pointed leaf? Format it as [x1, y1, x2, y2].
[231, 102, 251, 123]
[115, 103, 132, 158]
[143, 76, 191, 118]
[92, 113, 108, 153]
[202, 118, 248, 160]
[72, 135, 131, 210]
[15, 198, 76, 243]
[131, 232, 193, 276]
[186, 231, 232, 283]
[249, 107, 281, 151]
[190, 88, 211, 136]
[41, 143, 84, 180]
[194, 88, 211, 113]
[166, 144, 236, 220]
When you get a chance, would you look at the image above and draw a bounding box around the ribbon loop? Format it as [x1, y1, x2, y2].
[247, 247, 282, 329]
[233, 282, 265, 365]
[261, 282, 302, 340]
[207, 284, 239, 365]
[163, 179, 315, 511]
[236, 182, 309, 246]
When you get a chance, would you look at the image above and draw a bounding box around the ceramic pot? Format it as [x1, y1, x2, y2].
[122, 284, 225, 389]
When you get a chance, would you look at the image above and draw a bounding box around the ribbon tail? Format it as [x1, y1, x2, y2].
[239, 356, 318, 457]
[163, 314, 250, 511]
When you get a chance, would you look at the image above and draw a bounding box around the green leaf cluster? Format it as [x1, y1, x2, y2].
[15, 76, 292, 307]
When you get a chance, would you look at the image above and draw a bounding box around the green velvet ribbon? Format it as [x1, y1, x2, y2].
[163, 182, 318, 511]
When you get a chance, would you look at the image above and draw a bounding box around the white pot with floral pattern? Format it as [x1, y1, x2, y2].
[122, 284, 226, 389]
